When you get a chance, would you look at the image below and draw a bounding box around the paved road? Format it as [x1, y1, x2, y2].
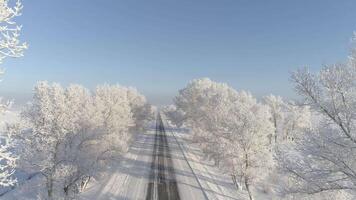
[146, 114, 180, 200]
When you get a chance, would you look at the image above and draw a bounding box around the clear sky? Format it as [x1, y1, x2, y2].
[2, 0, 356, 105]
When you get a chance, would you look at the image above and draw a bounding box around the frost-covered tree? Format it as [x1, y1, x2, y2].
[175, 78, 274, 200]
[0, 0, 27, 66]
[9, 82, 149, 199]
[0, 131, 16, 187]
[15, 81, 69, 199]
[0, 97, 16, 188]
[93, 84, 134, 154]
[263, 95, 284, 144]
[162, 105, 185, 128]
[0, 0, 27, 113]
[0, 0, 26, 188]
[278, 49, 356, 198]
[222, 91, 274, 200]
[264, 95, 311, 144]
[125, 87, 153, 130]
[175, 78, 240, 164]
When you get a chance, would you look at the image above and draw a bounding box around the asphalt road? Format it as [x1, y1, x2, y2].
[146, 114, 180, 200]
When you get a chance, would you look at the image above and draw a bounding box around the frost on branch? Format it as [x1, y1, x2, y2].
[0, 0, 26, 189]
[0, 131, 16, 187]
[277, 49, 356, 198]
[0, 0, 27, 66]
[263, 95, 311, 144]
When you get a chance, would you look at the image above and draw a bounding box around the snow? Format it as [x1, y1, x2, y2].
[80, 128, 154, 200]
[0, 110, 19, 131]
[1, 173, 45, 199]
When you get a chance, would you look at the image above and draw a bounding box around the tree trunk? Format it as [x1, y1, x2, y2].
[244, 178, 253, 200]
[46, 176, 54, 200]
[47, 142, 60, 200]
[81, 176, 91, 191]
[244, 152, 253, 200]
[64, 186, 69, 200]
[274, 118, 278, 144]
[231, 174, 239, 191]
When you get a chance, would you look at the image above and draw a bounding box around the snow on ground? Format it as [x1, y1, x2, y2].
[80, 127, 155, 200]
[1, 174, 46, 200]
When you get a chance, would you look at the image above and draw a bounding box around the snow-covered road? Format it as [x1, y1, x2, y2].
[146, 114, 180, 199]
[80, 113, 246, 200]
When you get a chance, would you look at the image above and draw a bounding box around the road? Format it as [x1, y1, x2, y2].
[146, 114, 180, 200]
[80, 113, 243, 200]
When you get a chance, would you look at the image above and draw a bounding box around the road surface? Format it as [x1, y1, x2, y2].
[146, 114, 180, 200]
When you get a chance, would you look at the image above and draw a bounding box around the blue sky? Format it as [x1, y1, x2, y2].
[2, 0, 356, 105]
